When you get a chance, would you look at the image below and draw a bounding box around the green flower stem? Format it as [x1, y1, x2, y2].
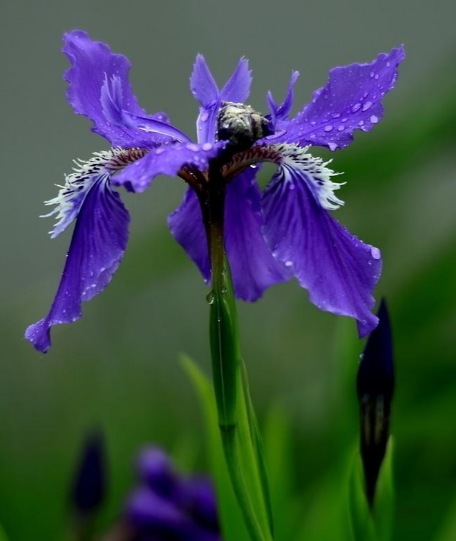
[200, 165, 274, 541]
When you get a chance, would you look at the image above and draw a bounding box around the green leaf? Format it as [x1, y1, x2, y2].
[347, 439, 395, 541]
[372, 439, 395, 541]
[348, 452, 377, 541]
[0, 523, 10, 541]
[181, 355, 250, 541]
[206, 258, 274, 541]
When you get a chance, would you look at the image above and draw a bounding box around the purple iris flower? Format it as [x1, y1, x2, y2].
[25, 30, 404, 353]
[126, 447, 221, 541]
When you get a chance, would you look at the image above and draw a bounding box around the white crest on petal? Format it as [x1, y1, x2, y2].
[42, 147, 147, 238]
[272, 143, 345, 210]
[223, 142, 345, 210]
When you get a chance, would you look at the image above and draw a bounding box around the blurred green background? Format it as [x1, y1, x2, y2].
[1, 0, 456, 540]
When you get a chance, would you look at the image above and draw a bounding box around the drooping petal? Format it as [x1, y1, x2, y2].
[262, 153, 381, 336]
[63, 30, 178, 147]
[25, 179, 130, 353]
[168, 187, 210, 283]
[43, 148, 147, 238]
[278, 46, 405, 151]
[113, 141, 225, 193]
[220, 57, 252, 104]
[225, 167, 290, 301]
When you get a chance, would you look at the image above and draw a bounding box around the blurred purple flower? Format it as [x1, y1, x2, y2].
[25, 30, 404, 352]
[126, 447, 221, 541]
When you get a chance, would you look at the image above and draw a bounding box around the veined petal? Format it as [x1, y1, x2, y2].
[220, 57, 252, 104]
[190, 54, 219, 106]
[63, 30, 177, 148]
[168, 187, 210, 283]
[279, 46, 405, 151]
[113, 141, 226, 193]
[191, 56, 252, 144]
[25, 179, 130, 353]
[261, 148, 381, 335]
[225, 167, 290, 301]
[42, 148, 147, 238]
[223, 143, 345, 211]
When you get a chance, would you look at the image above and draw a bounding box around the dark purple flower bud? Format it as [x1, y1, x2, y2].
[357, 299, 394, 506]
[70, 430, 107, 515]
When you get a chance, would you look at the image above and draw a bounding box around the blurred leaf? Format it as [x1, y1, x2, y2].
[181, 355, 250, 541]
[348, 452, 377, 541]
[372, 439, 395, 541]
[0, 523, 9, 541]
[433, 491, 456, 541]
[348, 439, 394, 541]
[263, 405, 300, 541]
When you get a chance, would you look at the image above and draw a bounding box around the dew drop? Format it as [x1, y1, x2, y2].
[324, 125, 333, 132]
[206, 290, 215, 304]
[352, 103, 361, 113]
[200, 111, 209, 122]
[370, 115, 379, 124]
[362, 101, 373, 111]
[370, 71, 375, 78]
[338, 125, 345, 131]
[187, 143, 200, 152]
[285, 260, 293, 267]
[332, 112, 341, 119]
[202, 142, 212, 151]
[358, 120, 364, 126]
[328, 142, 338, 151]
[371, 247, 381, 260]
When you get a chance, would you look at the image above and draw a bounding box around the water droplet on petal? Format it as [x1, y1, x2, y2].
[358, 120, 364, 126]
[200, 111, 209, 122]
[285, 260, 293, 267]
[338, 125, 345, 131]
[328, 142, 338, 151]
[187, 143, 200, 152]
[371, 247, 381, 260]
[202, 143, 212, 151]
[370, 115, 379, 124]
[352, 103, 361, 113]
[370, 71, 375, 78]
[362, 101, 373, 111]
[324, 125, 333, 132]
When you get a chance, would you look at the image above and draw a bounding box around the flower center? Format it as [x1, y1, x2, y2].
[217, 102, 273, 153]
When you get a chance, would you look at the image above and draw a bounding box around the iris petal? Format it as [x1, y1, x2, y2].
[277, 46, 405, 151]
[168, 187, 210, 283]
[225, 167, 290, 301]
[63, 30, 177, 148]
[25, 179, 130, 353]
[113, 142, 225, 193]
[262, 160, 381, 336]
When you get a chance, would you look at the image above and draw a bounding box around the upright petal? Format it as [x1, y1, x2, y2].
[113, 141, 225, 192]
[168, 187, 210, 283]
[220, 57, 252, 104]
[225, 168, 290, 301]
[262, 161, 381, 336]
[191, 56, 252, 144]
[266, 71, 299, 125]
[63, 30, 178, 148]
[190, 54, 220, 106]
[25, 179, 130, 352]
[280, 46, 405, 151]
